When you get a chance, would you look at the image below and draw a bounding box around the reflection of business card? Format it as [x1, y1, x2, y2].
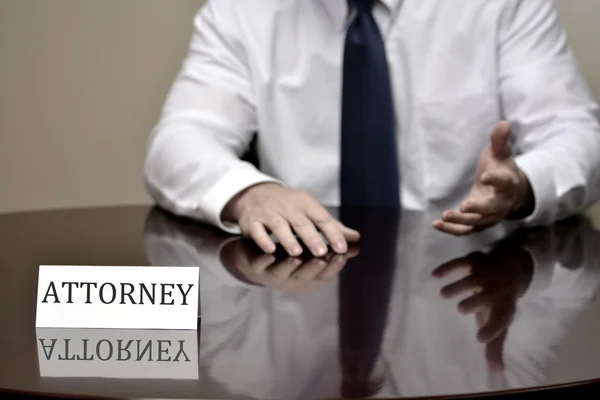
[36, 328, 198, 380]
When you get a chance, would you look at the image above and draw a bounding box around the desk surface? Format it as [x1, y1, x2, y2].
[1, 205, 600, 400]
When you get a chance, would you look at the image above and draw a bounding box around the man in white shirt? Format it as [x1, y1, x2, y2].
[144, 0, 600, 257]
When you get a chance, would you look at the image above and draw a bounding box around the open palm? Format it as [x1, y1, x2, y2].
[434, 121, 533, 236]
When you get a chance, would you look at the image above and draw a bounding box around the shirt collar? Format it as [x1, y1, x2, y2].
[320, 0, 403, 32]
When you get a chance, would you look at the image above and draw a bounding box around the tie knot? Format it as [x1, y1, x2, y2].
[350, 0, 375, 14]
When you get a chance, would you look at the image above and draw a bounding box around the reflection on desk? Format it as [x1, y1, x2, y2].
[36, 328, 198, 380]
[144, 208, 600, 400]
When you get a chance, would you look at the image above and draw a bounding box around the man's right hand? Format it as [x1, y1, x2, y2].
[222, 183, 360, 257]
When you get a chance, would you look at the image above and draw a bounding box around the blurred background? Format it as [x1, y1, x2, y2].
[0, 0, 599, 224]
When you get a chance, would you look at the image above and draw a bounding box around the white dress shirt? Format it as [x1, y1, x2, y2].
[144, 0, 600, 233]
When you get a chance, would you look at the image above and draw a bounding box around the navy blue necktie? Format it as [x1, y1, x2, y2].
[341, 0, 400, 208]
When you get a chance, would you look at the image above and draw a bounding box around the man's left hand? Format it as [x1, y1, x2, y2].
[433, 121, 534, 236]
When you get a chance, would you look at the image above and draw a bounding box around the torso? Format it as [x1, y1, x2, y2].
[231, 0, 507, 209]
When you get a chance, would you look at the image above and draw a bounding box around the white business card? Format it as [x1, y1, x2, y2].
[36, 265, 199, 330]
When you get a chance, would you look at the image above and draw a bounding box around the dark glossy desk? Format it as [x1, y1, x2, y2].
[1, 205, 600, 399]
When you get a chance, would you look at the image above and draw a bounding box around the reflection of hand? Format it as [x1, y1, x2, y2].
[433, 247, 534, 371]
[221, 239, 359, 293]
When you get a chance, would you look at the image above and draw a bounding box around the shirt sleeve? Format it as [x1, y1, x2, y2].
[143, 0, 278, 234]
[520, 221, 600, 306]
[498, 0, 600, 225]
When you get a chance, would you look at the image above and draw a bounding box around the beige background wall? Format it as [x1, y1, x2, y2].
[0, 0, 599, 224]
[0, 0, 205, 213]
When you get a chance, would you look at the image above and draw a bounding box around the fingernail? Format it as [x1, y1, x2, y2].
[315, 246, 327, 256]
[292, 246, 302, 256]
[335, 241, 347, 252]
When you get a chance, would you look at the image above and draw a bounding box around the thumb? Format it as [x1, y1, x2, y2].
[490, 121, 512, 159]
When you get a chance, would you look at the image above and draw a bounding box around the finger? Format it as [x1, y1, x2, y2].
[461, 197, 507, 217]
[490, 121, 512, 159]
[480, 169, 518, 192]
[266, 257, 304, 282]
[432, 220, 475, 236]
[440, 276, 482, 299]
[478, 304, 514, 344]
[475, 308, 491, 328]
[340, 223, 361, 243]
[485, 332, 507, 373]
[246, 221, 277, 254]
[288, 213, 329, 257]
[235, 254, 276, 286]
[266, 216, 304, 256]
[248, 253, 277, 273]
[238, 236, 268, 259]
[313, 215, 348, 254]
[302, 206, 348, 257]
[442, 210, 486, 226]
[284, 278, 328, 294]
[442, 211, 502, 231]
[318, 254, 348, 280]
[458, 291, 494, 314]
[290, 258, 329, 281]
[432, 258, 471, 278]
[247, 257, 302, 288]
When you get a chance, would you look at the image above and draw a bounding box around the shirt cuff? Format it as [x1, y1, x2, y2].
[519, 244, 555, 298]
[202, 165, 281, 234]
[514, 150, 558, 226]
